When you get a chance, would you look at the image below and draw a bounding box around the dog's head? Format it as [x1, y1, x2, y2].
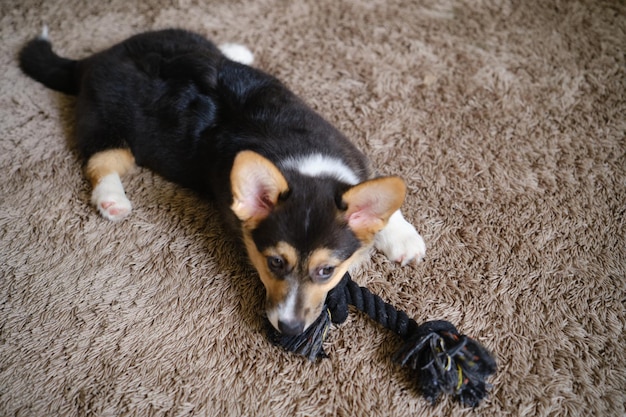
[230, 151, 405, 335]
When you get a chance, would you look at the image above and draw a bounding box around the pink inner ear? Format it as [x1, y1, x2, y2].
[347, 206, 380, 230]
[256, 190, 275, 214]
[348, 210, 365, 226]
[259, 197, 271, 211]
[244, 184, 275, 219]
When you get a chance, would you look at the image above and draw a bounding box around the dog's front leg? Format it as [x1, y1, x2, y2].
[375, 210, 426, 266]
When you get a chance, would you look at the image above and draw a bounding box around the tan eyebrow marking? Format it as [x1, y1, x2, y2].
[307, 248, 342, 275]
[241, 232, 288, 305]
[262, 241, 298, 268]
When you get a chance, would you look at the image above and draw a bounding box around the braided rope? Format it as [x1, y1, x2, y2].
[326, 273, 419, 339]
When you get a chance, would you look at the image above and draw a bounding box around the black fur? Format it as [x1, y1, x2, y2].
[19, 29, 371, 258]
[19, 37, 79, 95]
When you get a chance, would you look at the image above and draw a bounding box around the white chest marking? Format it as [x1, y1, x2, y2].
[281, 153, 360, 185]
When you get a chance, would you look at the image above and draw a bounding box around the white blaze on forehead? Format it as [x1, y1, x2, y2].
[281, 153, 360, 185]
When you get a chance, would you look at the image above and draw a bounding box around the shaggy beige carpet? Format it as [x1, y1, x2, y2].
[1, 0, 625, 415]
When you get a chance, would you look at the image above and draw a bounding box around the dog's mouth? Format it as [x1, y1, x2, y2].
[266, 313, 305, 336]
[265, 300, 324, 336]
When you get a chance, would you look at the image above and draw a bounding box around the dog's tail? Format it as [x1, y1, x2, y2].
[19, 26, 79, 95]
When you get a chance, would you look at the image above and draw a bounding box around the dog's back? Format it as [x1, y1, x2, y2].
[20, 29, 370, 194]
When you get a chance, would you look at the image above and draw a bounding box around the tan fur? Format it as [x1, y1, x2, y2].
[85, 148, 135, 187]
[307, 248, 339, 275]
[262, 241, 298, 269]
[241, 231, 289, 307]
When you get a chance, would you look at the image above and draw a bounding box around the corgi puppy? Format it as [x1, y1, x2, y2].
[19, 29, 426, 335]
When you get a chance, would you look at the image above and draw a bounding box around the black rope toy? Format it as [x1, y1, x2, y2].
[267, 272, 497, 407]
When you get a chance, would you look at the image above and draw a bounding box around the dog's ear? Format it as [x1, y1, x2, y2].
[230, 151, 289, 228]
[342, 176, 406, 242]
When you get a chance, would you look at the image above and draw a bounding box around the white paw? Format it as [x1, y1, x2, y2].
[375, 211, 426, 266]
[95, 195, 132, 221]
[219, 43, 254, 65]
[91, 173, 132, 221]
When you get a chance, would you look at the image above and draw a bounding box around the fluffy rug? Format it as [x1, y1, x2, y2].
[1, 0, 624, 415]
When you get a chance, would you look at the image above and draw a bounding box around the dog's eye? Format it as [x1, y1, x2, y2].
[315, 266, 335, 281]
[267, 256, 286, 273]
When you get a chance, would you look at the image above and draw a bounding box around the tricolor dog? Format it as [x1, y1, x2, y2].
[19, 29, 426, 335]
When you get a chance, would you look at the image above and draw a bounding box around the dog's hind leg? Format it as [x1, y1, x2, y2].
[85, 148, 135, 221]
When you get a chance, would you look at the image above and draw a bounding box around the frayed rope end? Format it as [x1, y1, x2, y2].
[394, 320, 497, 407]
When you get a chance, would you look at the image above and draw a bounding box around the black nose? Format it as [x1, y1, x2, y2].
[278, 319, 305, 335]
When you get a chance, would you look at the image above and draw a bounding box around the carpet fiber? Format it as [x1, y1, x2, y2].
[1, 0, 625, 415]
